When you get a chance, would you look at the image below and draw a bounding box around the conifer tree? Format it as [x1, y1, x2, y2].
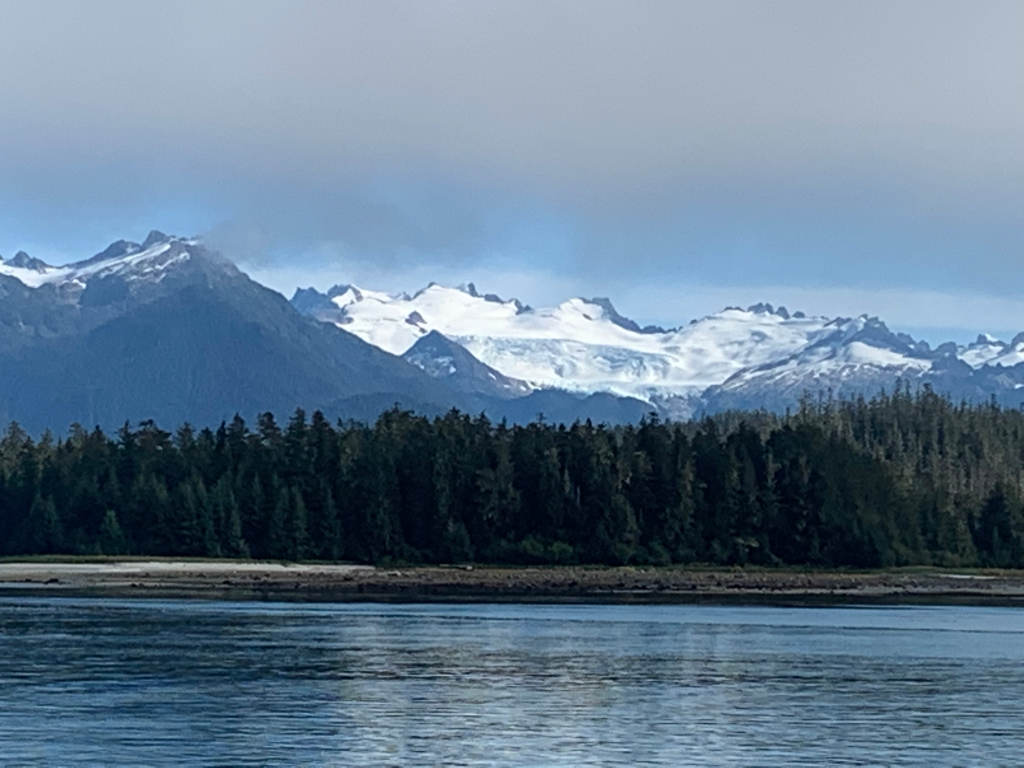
[99, 509, 128, 556]
[288, 486, 309, 561]
[25, 494, 63, 554]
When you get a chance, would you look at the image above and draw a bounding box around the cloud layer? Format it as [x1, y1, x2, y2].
[1, 1, 1021, 329]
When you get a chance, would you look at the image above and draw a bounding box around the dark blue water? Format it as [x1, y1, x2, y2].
[1, 598, 1023, 765]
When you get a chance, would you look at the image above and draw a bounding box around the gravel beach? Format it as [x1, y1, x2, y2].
[3, 560, 1024, 604]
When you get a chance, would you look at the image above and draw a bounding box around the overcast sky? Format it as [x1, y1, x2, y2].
[1, 0, 1021, 341]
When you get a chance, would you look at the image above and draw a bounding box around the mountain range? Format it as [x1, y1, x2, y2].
[293, 280, 1024, 418]
[1, 231, 1022, 432]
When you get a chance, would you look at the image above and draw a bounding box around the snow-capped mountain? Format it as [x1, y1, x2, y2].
[293, 283, 835, 410]
[0, 231, 654, 431]
[293, 281, 1024, 417]
[956, 333, 1024, 370]
[5, 229, 1024, 431]
[0, 231, 195, 291]
[703, 316, 941, 412]
[0, 232, 460, 431]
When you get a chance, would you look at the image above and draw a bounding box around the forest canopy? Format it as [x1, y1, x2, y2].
[2, 386, 1024, 569]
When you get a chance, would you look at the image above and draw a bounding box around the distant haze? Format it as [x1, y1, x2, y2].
[0, 0, 1021, 341]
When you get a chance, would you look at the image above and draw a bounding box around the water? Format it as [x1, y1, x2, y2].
[1, 599, 1023, 765]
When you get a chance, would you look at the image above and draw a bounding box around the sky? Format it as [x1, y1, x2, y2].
[0, 0, 1021, 343]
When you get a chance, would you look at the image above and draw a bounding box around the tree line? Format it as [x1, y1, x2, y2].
[2, 385, 1024, 568]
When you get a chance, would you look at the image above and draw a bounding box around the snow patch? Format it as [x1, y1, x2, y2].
[0, 241, 185, 290]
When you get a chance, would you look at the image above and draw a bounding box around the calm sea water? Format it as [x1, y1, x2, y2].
[1, 598, 1023, 766]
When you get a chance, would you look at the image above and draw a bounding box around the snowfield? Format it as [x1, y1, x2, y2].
[316, 284, 846, 400]
[297, 282, 1012, 412]
[0, 238, 195, 290]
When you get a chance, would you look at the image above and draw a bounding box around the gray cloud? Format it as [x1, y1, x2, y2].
[0, 0, 1020, 297]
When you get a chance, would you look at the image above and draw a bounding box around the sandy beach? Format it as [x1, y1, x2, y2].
[3, 560, 1024, 604]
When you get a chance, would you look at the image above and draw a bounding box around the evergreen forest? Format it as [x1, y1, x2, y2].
[3, 386, 1024, 569]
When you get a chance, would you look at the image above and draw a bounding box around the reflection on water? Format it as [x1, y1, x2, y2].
[2, 598, 1024, 765]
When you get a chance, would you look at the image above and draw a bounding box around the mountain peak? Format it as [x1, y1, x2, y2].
[142, 230, 172, 249]
[8, 251, 51, 272]
[584, 297, 668, 334]
[742, 302, 798, 320]
[973, 333, 1002, 346]
[79, 239, 141, 267]
[291, 286, 336, 314]
[404, 329, 532, 399]
[0, 232, 233, 296]
[77, 231, 190, 269]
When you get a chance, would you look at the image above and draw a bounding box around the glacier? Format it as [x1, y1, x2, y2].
[292, 281, 1021, 417]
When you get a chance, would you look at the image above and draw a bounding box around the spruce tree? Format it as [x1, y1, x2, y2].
[99, 509, 128, 556]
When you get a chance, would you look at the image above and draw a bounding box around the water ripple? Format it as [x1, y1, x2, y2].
[1, 599, 1023, 765]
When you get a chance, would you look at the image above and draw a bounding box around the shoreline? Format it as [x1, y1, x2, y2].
[4, 560, 1024, 605]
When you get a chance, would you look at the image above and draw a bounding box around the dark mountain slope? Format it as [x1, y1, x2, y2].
[0, 239, 457, 431]
[403, 330, 531, 400]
